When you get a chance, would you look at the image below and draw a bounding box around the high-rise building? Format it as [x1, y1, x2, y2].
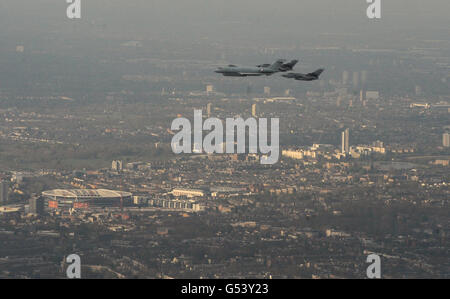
[360, 90, 366, 102]
[345, 129, 350, 153]
[341, 129, 350, 154]
[16, 45, 25, 53]
[415, 85, 422, 97]
[342, 71, 349, 85]
[111, 160, 123, 172]
[352, 72, 359, 89]
[443, 133, 450, 148]
[207, 103, 212, 117]
[361, 70, 368, 86]
[206, 85, 214, 95]
[252, 104, 258, 118]
[29, 196, 44, 215]
[0, 181, 9, 204]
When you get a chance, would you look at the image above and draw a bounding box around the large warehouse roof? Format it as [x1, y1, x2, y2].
[42, 189, 132, 199]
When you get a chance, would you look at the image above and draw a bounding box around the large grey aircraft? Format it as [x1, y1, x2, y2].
[282, 68, 324, 81]
[215, 59, 286, 77]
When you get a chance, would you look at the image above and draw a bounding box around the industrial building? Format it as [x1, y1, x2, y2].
[149, 198, 202, 212]
[170, 188, 206, 198]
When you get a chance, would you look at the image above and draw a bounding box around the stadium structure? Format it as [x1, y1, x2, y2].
[42, 189, 132, 211]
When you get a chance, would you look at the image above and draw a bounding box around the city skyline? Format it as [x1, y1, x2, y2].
[0, 0, 448, 281]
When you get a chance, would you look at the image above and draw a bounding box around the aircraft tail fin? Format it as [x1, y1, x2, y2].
[309, 69, 324, 78]
[270, 59, 286, 71]
[285, 60, 299, 69]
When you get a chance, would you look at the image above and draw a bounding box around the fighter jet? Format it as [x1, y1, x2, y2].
[282, 68, 324, 81]
[256, 60, 298, 72]
[215, 59, 286, 77]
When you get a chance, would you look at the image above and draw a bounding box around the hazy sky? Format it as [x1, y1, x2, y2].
[0, 0, 449, 46]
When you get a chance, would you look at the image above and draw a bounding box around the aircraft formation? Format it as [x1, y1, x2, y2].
[215, 59, 324, 81]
